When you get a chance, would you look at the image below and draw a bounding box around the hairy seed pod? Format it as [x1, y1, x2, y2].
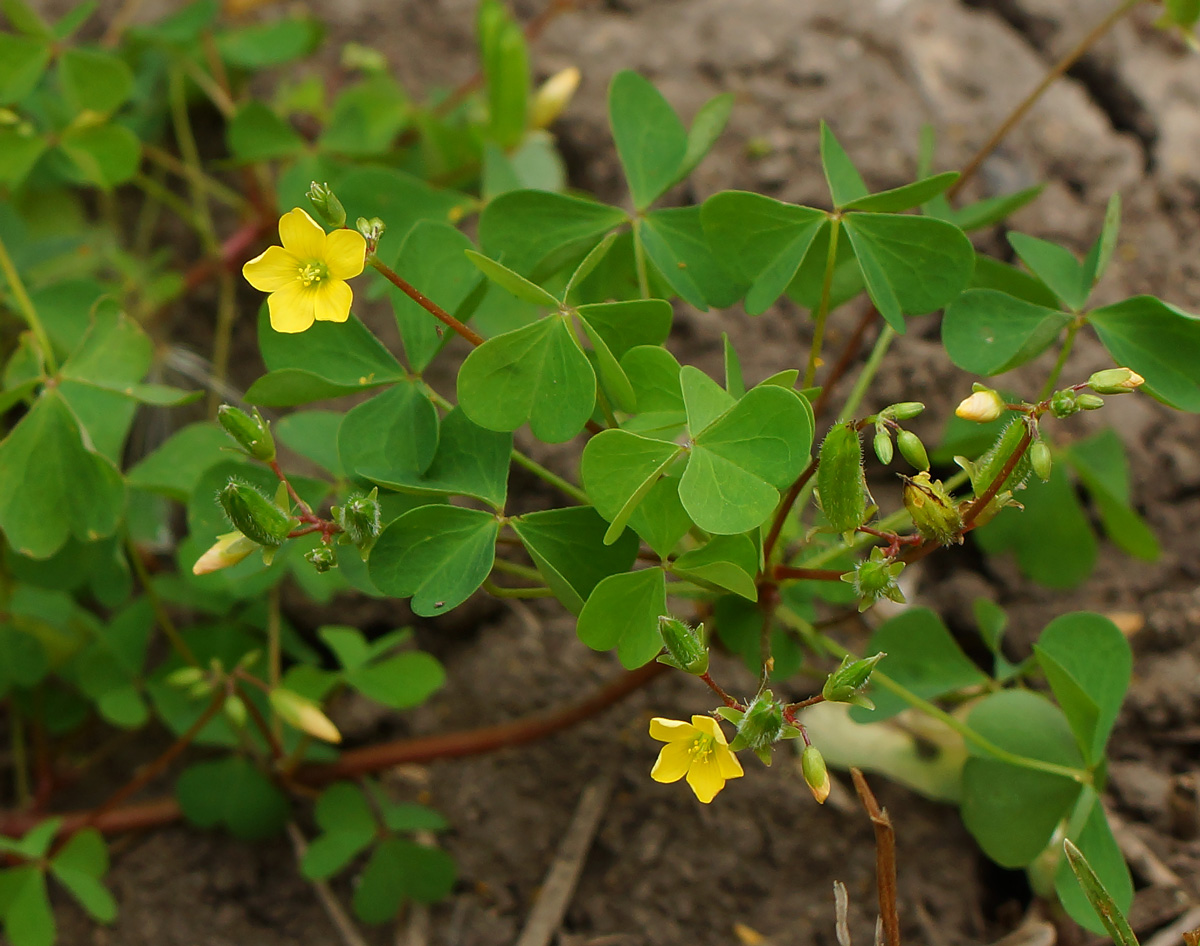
[657, 616, 709, 675]
[968, 418, 1032, 500]
[818, 423, 868, 537]
[219, 482, 295, 547]
[903, 472, 964, 546]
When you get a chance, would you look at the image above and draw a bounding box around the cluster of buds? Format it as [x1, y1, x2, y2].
[870, 401, 929, 471]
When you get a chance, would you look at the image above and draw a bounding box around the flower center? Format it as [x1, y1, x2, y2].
[688, 734, 715, 762]
[298, 260, 329, 287]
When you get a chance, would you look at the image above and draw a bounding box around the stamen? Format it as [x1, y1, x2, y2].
[299, 261, 327, 287]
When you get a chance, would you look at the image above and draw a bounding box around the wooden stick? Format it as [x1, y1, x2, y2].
[851, 768, 900, 946]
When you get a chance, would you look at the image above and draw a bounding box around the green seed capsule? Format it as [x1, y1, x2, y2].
[818, 423, 868, 537]
[219, 481, 296, 547]
[217, 405, 275, 462]
[896, 429, 929, 471]
[731, 691, 785, 755]
[903, 472, 964, 546]
[305, 546, 337, 573]
[886, 401, 925, 421]
[968, 418, 1032, 499]
[1031, 440, 1052, 481]
[657, 616, 709, 675]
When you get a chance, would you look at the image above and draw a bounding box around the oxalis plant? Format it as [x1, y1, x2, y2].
[0, 0, 1198, 942]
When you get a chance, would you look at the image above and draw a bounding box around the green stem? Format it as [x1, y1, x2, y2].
[491, 559, 544, 582]
[631, 219, 651, 300]
[1039, 319, 1082, 401]
[805, 216, 841, 388]
[132, 172, 201, 231]
[482, 578, 555, 599]
[781, 609, 1090, 784]
[509, 450, 590, 504]
[126, 537, 200, 667]
[10, 702, 29, 808]
[268, 585, 282, 739]
[0, 231, 56, 372]
[838, 324, 897, 422]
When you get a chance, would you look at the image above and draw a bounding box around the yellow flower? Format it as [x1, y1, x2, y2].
[242, 208, 366, 334]
[649, 715, 744, 803]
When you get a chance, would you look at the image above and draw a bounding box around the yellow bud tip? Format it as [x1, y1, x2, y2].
[954, 390, 1005, 423]
[531, 66, 582, 128]
[192, 531, 256, 575]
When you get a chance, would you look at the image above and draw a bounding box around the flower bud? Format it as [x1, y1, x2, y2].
[217, 405, 275, 462]
[219, 482, 296, 548]
[223, 694, 248, 728]
[192, 530, 259, 575]
[307, 182, 347, 229]
[822, 652, 884, 709]
[873, 427, 893, 465]
[955, 388, 1006, 424]
[896, 429, 929, 472]
[334, 488, 381, 548]
[730, 691, 785, 758]
[1078, 394, 1105, 410]
[269, 688, 342, 744]
[902, 472, 963, 546]
[818, 423, 868, 538]
[305, 545, 337, 573]
[842, 547, 906, 612]
[530, 66, 581, 129]
[801, 744, 830, 804]
[657, 616, 709, 675]
[884, 401, 925, 421]
[1049, 389, 1081, 418]
[1031, 440, 1052, 481]
[166, 667, 206, 688]
[1087, 367, 1144, 395]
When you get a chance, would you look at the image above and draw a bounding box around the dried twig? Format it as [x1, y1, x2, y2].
[286, 822, 371, 946]
[851, 768, 900, 946]
[1144, 906, 1200, 946]
[515, 769, 617, 946]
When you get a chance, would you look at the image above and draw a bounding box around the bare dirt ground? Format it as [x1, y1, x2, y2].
[52, 0, 1200, 943]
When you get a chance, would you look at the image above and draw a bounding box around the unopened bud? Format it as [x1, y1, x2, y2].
[822, 652, 884, 708]
[1087, 367, 1144, 395]
[902, 472, 963, 546]
[1031, 440, 1052, 481]
[223, 694, 248, 728]
[657, 616, 709, 675]
[1078, 394, 1105, 410]
[842, 548, 905, 612]
[192, 530, 259, 575]
[307, 182, 347, 229]
[801, 744, 830, 804]
[884, 401, 925, 421]
[333, 488, 381, 548]
[269, 688, 342, 743]
[218, 482, 296, 548]
[896, 429, 929, 471]
[305, 545, 337, 573]
[166, 667, 206, 688]
[217, 405, 275, 462]
[955, 388, 1006, 424]
[730, 691, 785, 760]
[873, 427, 893, 465]
[530, 66, 581, 129]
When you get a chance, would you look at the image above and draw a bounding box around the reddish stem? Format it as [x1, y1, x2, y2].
[699, 672, 743, 711]
[369, 257, 485, 347]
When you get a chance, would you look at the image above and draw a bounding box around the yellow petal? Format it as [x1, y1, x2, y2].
[324, 228, 367, 280]
[650, 742, 692, 783]
[686, 756, 727, 803]
[313, 279, 353, 323]
[716, 744, 745, 780]
[690, 715, 726, 742]
[243, 245, 299, 292]
[278, 207, 326, 260]
[650, 718, 697, 743]
[267, 281, 317, 334]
